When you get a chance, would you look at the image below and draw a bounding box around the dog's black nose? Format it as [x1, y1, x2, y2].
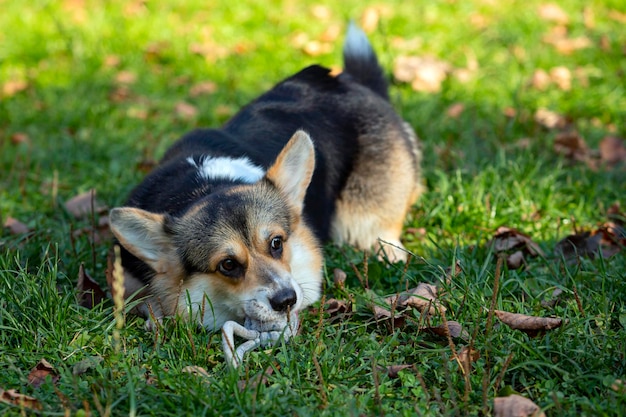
[269, 288, 297, 312]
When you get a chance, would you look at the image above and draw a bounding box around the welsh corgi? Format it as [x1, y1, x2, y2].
[107, 23, 423, 366]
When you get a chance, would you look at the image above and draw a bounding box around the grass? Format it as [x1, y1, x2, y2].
[1, 0, 625, 415]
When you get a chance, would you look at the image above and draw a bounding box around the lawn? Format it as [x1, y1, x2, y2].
[1, 0, 625, 415]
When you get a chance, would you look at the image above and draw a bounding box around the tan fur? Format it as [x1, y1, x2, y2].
[331, 123, 423, 262]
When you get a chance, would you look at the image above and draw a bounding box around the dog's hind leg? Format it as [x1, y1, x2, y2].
[330, 124, 423, 263]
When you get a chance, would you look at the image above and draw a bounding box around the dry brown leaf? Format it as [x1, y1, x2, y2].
[303, 40, 332, 57]
[333, 268, 347, 290]
[446, 103, 465, 119]
[361, 7, 380, 33]
[599, 136, 626, 166]
[534, 108, 568, 129]
[506, 250, 525, 269]
[2, 79, 28, 98]
[386, 282, 445, 315]
[115, 70, 137, 85]
[494, 394, 545, 417]
[458, 346, 480, 374]
[611, 379, 626, 394]
[65, 189, 107, 219]
[608, 10, 626, 24]
[491, 226, 544, 256]
[549, 66, 571, 91]
[181, 365, 211, 380]
[28, 359, 59, 388]
[103, 55, 121, 68]
[495, 310, 562, 337]
[10, 132, 30, 145]
[393, 56, 450, 93]
[553, 131, 589, 163]
[77, 263, 107, 309]
[189, 81, 218, 97]
[424, 320, 469, 341]
[324, 298, 351, 316]
[0, 389, 42, 411]
[320, 24, 341, 43]
[543, 31, 592, 55]
[310, 5, 332, 20]
[530, 69, 551, 91]
[3, 217, 30, 235]
[175, 101, 198, 120]
[538, 4, 569, 24]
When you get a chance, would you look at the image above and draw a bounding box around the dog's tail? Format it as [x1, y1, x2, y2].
[342, 22, 389, 101]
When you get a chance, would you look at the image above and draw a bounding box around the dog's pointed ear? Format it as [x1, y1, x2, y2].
[109, 207, 174, 272]
[265, 130, 315, 212]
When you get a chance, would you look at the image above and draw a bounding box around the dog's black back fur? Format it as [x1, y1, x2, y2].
[119, 29, 408, 283]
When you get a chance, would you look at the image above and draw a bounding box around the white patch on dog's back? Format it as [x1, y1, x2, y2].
[187, 156, 265, 183]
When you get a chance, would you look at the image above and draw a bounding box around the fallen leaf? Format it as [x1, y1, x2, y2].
[495, 310, 562, 337]
[386, 282, 445, 315]
[28, 359, 59, 388]
[303, 40, 332, 57]
[506, 250, 525, 269]
[458, 346, 480, 374]
[424, 320, 470, 341]
[534, 108, 568, 129]
[65, 189, 107, 218]
[555, 222, 623, 261]
[103, 55, 121, 68]
[494, 394, 545, 417]
[360, 7, 380, 33]
[446, 103, 465, 119]
[320, 24, 341, 43]
[611, 379, 626, 394]
[109, 86, 133, 103]
[382, 364, 413, 378]
[189, 81, 218, 97]
[549, 66, 571, 91]
[393, 55, 450, 93]
[76, 263, 107, 309]
[543, 33, 592, 55]
[310, 5, 332, 20]
[72, 356, 104, 376]
[530, 69, 551, 91]
[324, 298, 351, 316]
[538, 4, 569, 24]
[3, 217, 30, 235]
[115, 70, 137, 85]
[10, 132, 30, 145]
[608, 10, 626, 24]
[333, 268, 347, 290]
[0, 389, 42, 411]
[181, 365, 211, 380]
[175, 101, 198, 120]
[599, 136, 626, 166]
[489, 227, 544, 268]
[2, 79, 28, 98]
[553, 131, 589, 163]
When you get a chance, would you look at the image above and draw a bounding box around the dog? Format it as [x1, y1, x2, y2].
[107, 23, 422, 366]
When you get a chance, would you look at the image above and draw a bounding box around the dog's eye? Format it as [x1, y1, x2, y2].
[218, 258, 240, 276]
[270, 236, 283, 258]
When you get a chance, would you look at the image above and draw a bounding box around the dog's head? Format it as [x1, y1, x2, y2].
[109, 131, 323, 332]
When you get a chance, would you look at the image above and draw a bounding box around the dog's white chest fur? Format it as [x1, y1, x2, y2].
[187, 156, 265, 183]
